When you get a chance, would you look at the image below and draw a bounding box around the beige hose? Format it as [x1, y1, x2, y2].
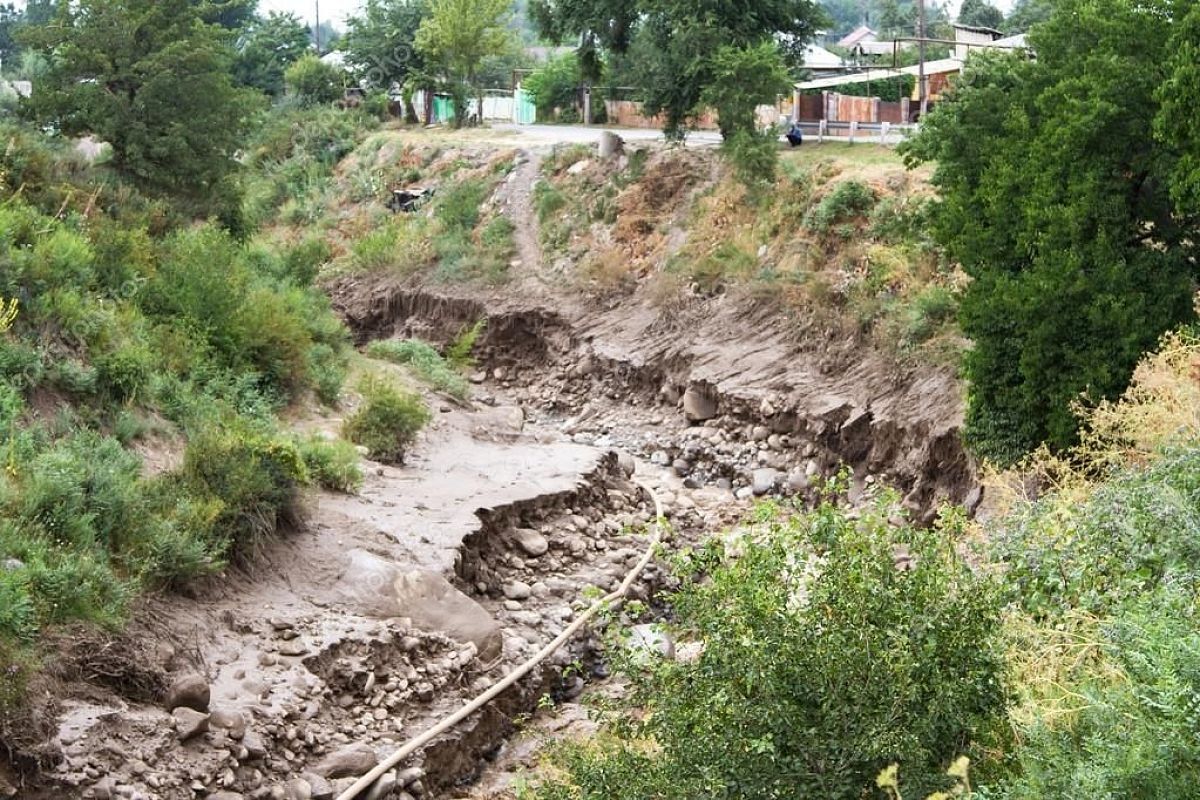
[334, 479, 666, 800]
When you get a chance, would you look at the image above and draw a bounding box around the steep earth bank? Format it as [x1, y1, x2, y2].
[329, 277, 975, 524]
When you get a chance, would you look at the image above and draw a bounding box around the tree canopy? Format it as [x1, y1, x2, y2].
[22, 0, 261, 211]
[341, 0, 428, 93]
[957, 0, 1004, 30]
[534, 0, 826, 138]
[415, 0, 514, 126]
[901, 0, 1200, 464]
[234, 11, 312, 96]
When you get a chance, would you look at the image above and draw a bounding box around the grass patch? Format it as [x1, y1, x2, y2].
[366, 339, 470, 400]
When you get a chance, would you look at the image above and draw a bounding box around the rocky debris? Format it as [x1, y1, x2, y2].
[1, 558, 22, 571]
[209, 792, 245, 800]
[626, 624, 675, 661]
[172, 707, 210, 741]
[165, 673, 211, 712]
[313, 743, 379, 779]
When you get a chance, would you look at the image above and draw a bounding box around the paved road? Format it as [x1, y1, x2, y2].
[486, 123, 724, 148]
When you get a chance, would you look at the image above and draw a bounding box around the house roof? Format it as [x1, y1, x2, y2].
[837, 25, 877, 48]
[991, 32, 1028, 48]
[803, 43, 844, 69]
[794, 58, 964, 91]
[951, 22, 1003, 36]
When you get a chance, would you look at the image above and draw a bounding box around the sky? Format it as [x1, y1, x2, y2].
[258, 0, 365, 26]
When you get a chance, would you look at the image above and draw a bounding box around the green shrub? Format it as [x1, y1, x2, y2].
[365, 339, 470, 400]
[343, 375, 430, 465]
[296, 434, 363, 493]
[721, 129, 780, 190]
[181, 424, 307, 559]
[535, 494, 1008, 800]
[283, 236, 332, 286]
[0, 341, 43, 390]
[284, 54, 346, 106]
[446, 320, 487, 370]
[899, 285, 958, 347]
[805, 180, 877, 234]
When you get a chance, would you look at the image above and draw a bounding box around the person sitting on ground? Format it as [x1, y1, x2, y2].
[786, 122, 804, 148]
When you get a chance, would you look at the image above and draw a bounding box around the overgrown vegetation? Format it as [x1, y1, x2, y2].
[532, 492, 1007, 800]
[536, 145, 958, 359]
[0, 115, 360, 727]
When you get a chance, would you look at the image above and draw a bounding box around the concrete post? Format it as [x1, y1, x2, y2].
[818, 118, 827, 144]
[881, 121, 890, 144]
[583, 87, 592, 125]
[849, 120, 858, 144]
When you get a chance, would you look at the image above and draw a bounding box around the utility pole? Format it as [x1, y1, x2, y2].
[315, 0, 321, 55]
[917, 0, 928, 119]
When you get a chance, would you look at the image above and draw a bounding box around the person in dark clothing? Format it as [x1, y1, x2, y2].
[786, 121, 804, 147]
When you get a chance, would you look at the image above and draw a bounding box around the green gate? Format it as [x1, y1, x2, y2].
[514, 89, 536, 125]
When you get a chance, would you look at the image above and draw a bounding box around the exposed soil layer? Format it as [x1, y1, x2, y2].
[329, 278, 977, 523]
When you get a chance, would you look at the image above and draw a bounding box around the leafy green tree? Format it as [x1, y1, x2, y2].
[284, 52, 346, 106]
[957, 0, 1004, 30]
[523, 50, 582, 120]
[415, 0, 514, 127]
[234, 11, 312, 96]
[900, 0, 1198, 464]
[534, 0, 825, 139]
[1155, 1, 1200, 219]
[341, 0, 428, 102]
[529, 0, 638, 82]
[198, 0, 257, 30]
[21, 0, 261, 211]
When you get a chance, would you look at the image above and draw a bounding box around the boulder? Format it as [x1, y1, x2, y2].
[513, 528, 549, 558]
[171, 707, 209, 741]
[338, 550, 502, 662]
[164, 673, 210, 712]
[312, 743, 379, 779]
[299, 773, 333, 800]
[683, 387, 717, 422]
[504, 581, 532, 601]
[752, 468, 781, 496]
[208, 709, 246, 740]
[364, 770, 397, 800]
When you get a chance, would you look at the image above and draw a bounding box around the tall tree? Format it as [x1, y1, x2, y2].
[415, 0, 513, 127]
[342, 0, 428, 94]
[534, 0, 825, 138]
[900, 0, 1199, 464]
[22, 0, 261, 210]
[235, 11, 312, 96]
[956, 0, 1004, 30]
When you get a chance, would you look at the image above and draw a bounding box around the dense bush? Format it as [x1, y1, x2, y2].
[296, 434, 363, 493]
[536, 494, 1008, 800]
[284, 53, 347, 106]
[343, 375, 431, 464]
[804, 180, 877, 234]
[523, 52, 583, 122]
